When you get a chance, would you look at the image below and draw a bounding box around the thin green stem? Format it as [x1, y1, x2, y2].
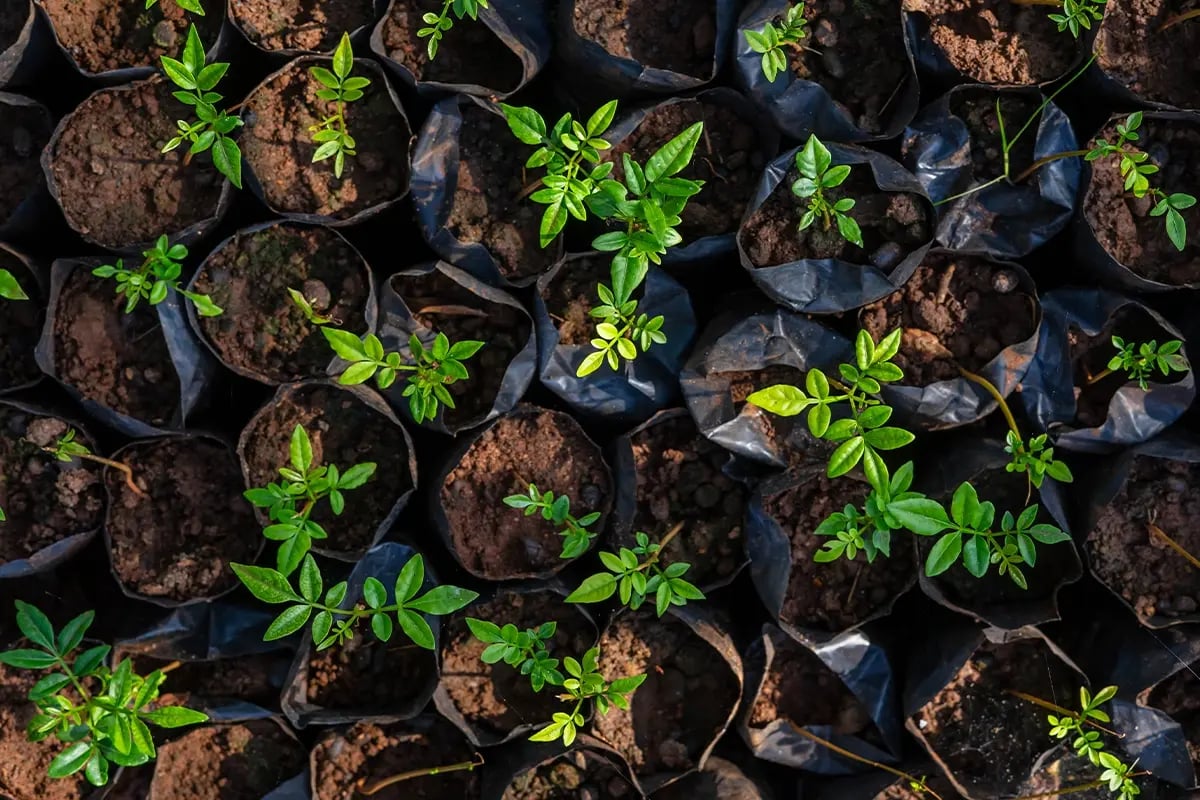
[957, 366, 1020, 439]
[933, 175, 1008, 207]
[1010, 53, 1097, 146]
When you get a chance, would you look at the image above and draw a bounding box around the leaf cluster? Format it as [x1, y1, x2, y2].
[744, 2, 808, 82]
[45, 428, 91, 463]
[0, 268, 27, 300]
[309, 34, 371, 178]
[566, 532, 704, 616]
[146, 0, 205, 15]
[287, 287, 339, 325]
[417, 0, 488, 60]
[1108, 336, 1188, 390]
[1048, 0, 1106, 39]
[467, 619, 562, 691]
[93, 235, 222, 317]
[1046, 686, 1140, 800]
[527, 647, 645, 746]
[1004, 431, 1073, 489]
[792, 135, 862, 247]
[503, 483, 600, 559]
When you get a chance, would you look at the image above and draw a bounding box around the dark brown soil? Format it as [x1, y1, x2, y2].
[608, 99, 765, 240]
[311, 719, 481, 800]
[241, 384, 413, 555]
[502, 750, 636, 800]
[441, 408, 611, 579]
[572, 0, 717, 78]
[106, 438, 259, 602]
[305, 630, 436, 712]
[740, 166, 930, 267]
[0, 663, 91, 800]
[783, 0, 909, 134]
[1017, 748, 1132, 800]
[949, 88, 1038, 183]
[0, 1, 28, 52]
[910, 638, 1077, 797]
[448, 104, 558, 282]
[192, 224, 372, 383]
[129, 652, 284, 710]
[1097, 0, 1200, 110]
[860, 254, 1036, 385]
[149, 720, 306, 800]
[53, 267, 181, 426]
[241, 60, 410, 220]
[764, 473, 914, 632]
[0, 100, 49, 227]
[721, 364, 822, 466]
[48, 79, 225, 248]
[230, 0, 375, 52]
[593, 613, 739, 777]
[380, 0, 524, 91]
[869, 775, 963, 800]
[0, 251, 42, 391]
[542, 255, 634, 347]
[1143, 665, 1199, 774]
[1087, 456, 1200, 622]
[389, 268, 529, 428]
[40, 0, 219, 74]
[901, 0, 1075, 84]
[440, 590, 594, 739]
[1083, 117, 1200, 285]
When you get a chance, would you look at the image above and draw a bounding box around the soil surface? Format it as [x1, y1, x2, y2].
[311, 719, 481, 800]
[1143, 665, 1199, 774]
[441, 408, 611, 579]
[0, 1, 27, 53]
[40, 0, 219, 74]
[0, 252, 42, 391]
[129, 652, 284, 710]
[1087, 456, 1200, 622]
[441, 590, 594, 740]
[53, 267, 181, 426]
[910, 638, 1078, 797]
[572, 0, 717, 78]
[901, 0, 1075, 84]
[231, 0, 374, 52]
[380, 0, 524, 90]
[763, 472, 914, 632]
[722, 364, 824, 466]
[1083, 117, 1200, 285]
[0, 99, 49, 227]
[192, 224, 372, 383]
[304, 629, 437, 712]
[860, 254, 1036, 385]
[949, 88, 1039, 185]
[48, 79, 225, 248]
[502, 750, 636, 800]
[106, 438, 259, 601]
[542, 255, 632, 347]
[0, 663, 91, 800]
[241, 60, 410, 220]
[593, 613, 739, 777]
[241, 384, 413, 555]
[1097, 0, 1200, 110]
[448, 104, 558, 282]
[740, 166, 930, 267]
[149, 720, 306, 800]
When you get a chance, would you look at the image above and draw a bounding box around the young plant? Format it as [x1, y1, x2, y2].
[792, 134, 862, 247]
[309, 33, 371, 179]
[1047, 0, 1106, 38]
[466, 619, 563, 691]
[93, 235, 221, 317]
[1097, 336, 1189, 390]
[243, 425, 376, 576]
[528, 647, 645, 747]
[566, 527, 705, 616]
[0, 268, 27, 300]
[502, 483, 601, 559]
[417, 0, 488, 60]
[288, 287, 340, 325]
[160, 25, 243, 188]
[744, 2, 808, 82]
[0, 601, 208, 787]
[40, 428, 145, 498]
[147, 0, 205, 15]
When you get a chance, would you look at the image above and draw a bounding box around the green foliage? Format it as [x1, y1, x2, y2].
[467, 618, 562, 691]
[287, 287, 339, 325]
[44, 429, 91, 462]
[0, 601, 207, 787]
[1048, 0, 1106, 38]
[791, 135, 862, 247]
[417, 0, 488, 60]
[744, 2, 807, 82]
[566, 531, 705, 616]
[146, 0, 205, 15]
[1004, 431, 1073, 489]
[93, 235, 222, 317]
[309, 33, 371, 179]
[0, 268, 27, 300]
[1107, 336, 1188, 390]
[1045, 686, 1140, 800]
[242, 425, 377, 576]
[160, 25, 243, 188]
[527, 647, 645, 747]
[502, 484, 600, 560]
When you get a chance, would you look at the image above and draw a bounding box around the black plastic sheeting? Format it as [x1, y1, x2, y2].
[651, 755, 776, 799]
[0, 0, 37, 88]
[0, 93, 53, 242]
[0, 243, 45, 395]
[480, 735, 635, 799]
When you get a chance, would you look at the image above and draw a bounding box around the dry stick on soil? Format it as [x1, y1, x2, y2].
[1147, 522, 1200, 570]
[1012, 774, 1153, 800]
[356, 752, 485, 796]
[1005, 690, 1125, 739]
[790, 727, 944, 799]
[1159, 9, 1200, 32]
[414, 305, 490, 319]
[37, 431, 146, 498]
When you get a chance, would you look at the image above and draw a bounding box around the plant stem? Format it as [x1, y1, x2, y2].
[956, 366, 1020, 439]
[46, 447, 146, 498]
[1159, 8, 1200, 31]
[1010, 150, 1092, 184]
[1006, 690, 1124, 738]
[1147, 523, 1200, 570]
[789, 726, 944, 800]
[415, 305, 490, 319]
[631, 521, 686, 574]
[356, 752, 484, 796]
[934, 175, 1008, 207]
[1084, 366, 1116, 386]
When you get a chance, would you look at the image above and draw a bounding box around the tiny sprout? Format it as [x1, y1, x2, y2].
[146, 0, 205, 15]
[566, 526, 705, 617]
[309, 33, 371, 179]
[744, 2, 808, 82]
[287, 287, 339, 325]
[466, 618, 563, 692]
[528, 646, 645, 747]
[0, 268, 27, 300]
[1104, 336, 1188, 390]
[503, 484, 600, 560]
[1004, 431, 1073, 489]
[40, 429, 145, 498]
[792, 134, 862, 247]
[417, 0, 489, 60]
[93, 235, 222, 317]
[1048, 0, 1106, 39]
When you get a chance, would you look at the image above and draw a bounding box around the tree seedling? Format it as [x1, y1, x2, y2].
[0, 601, 208, 787]
[309, 33, 371, 179]
[287, 287, 340, 326]
[418, 0, 488, 60]
[566, 524, 705, 616]
[146, 0, 205, 15]
[1084, 336, 1189, 390]
[466, 619, 563, 692]
[1045, 0, 1106, 38]
[93, 235, 222, 317]
[792, 134, 862, 247]
[527, 647, 645, 747]
[161, 25, 243, 189]
[744, 2, 809, 82]
[502, 483, 601, 559]
[0, 268, 27, 300]
[40, 428, 145, 499]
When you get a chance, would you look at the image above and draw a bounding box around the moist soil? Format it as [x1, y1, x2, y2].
[0, 252, 42, 391]
[379, 0, 524, 91]
[572, 0, 717, 78]
[389, 268, 529, 428]
[948, 88, 1039, 185]
[0, 99, 49, 227]
[740, 167, 930, 268]
[1087, 456, 1200, 622]
[230, 0, 375, 52]
[860, 254, 1035, 385]
[0, 663, 91, 800]
[106, 438, 260, 602]
[441, 408, 611, 579]
[592, 612, 739, 777]
[910, 638, 1077, 796]
[48, 79, 225, 248]
[149, 720, 306, 800]
[129, 652, 285, 710]
[1142, 666, 1199, 774]
[502, 750, 637, 800]
[192, 224, 372, 383]
[240, 61, 410, 220]
[541, 255, 642, 347]
[722, 364, 825, 466]
[1083, 117, 1200, 286]
[241, 384, 413, 555]
[763, 473, 914, 632]
[311, 718, 481, 800]
[440, 590, 595, 740]
[304, 630, 436, 712]
[52, 268, 181, 426]
[900, 0, 1076, 84]
[785, 0, 910, 135]
[608, 99, 765, 241]
[40, 0, 220, 74]
[1096, 0, 1200, 110]
[448, 104, 558, 282]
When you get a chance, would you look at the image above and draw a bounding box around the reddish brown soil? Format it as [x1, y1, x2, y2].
[40, 0, 218, 74]
[48, 79, 225, 248]
[722, 364, 821, 466]
[949, 89, 1038, 183]
[0, 100, 49, 227]
[542, 256, 624, 347]
[230, 0, 375, 52]
[1083, 117, 1200, 286]
[0, 252, 42, 391]
[380, 0, 523, 90]
[860, 254, 1035, 385]
[441, 409, 611, 579]
[149, 720, 306, 800]
[304, 629, 435, 712]
[572, 0, 717, 78]
[193, 224, 372, 383]
[1143, 665, 1199, 775]
[129, 652, 284, 710]
[1097, 0, 1200, 110]
[53, 267, 181, 426]
[241, 60, 410, 220]
[501, 750, 636, 800]
[0, 663, 91, 800]
[1087, 456, 1200, 622]
[870, 775, 963, 799]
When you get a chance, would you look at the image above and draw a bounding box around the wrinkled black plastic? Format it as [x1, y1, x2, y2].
[0, 92, 52, 241]
[650, 756, 775, 799]
[114, 601, 294, 662]
[480, 738, 631, 800]
[0, 0, 37, 88]
[0, 243, 45, 396]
